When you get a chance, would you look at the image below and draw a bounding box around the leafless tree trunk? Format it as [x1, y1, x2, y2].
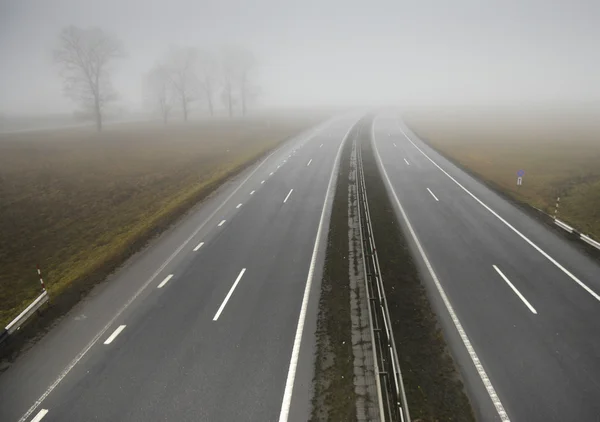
[220, 48, 236, 118]
[166, 47, 197, 121]
[54, 26, 124, 132]
[144, 64, 172, 124]
[221, 81, 233, 117]
[197, 50, 218, 116]
[241, 74, 247, 116]
[221, 46, 257, 117]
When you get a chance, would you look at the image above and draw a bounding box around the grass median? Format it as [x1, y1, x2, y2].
[311, 122, 358, 422]
[0, 116, 320, 332]
[404, 108, 600, 241]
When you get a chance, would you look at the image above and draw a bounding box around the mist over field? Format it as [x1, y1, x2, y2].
[1, 0, 600, 121]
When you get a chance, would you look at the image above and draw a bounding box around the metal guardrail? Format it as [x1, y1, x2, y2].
[555, 219, 600, 251]
[355, 134, 410, 422]
[581, 234, 600, 250]
[555, 219, 574, 233]
[0, 290, 49, 345]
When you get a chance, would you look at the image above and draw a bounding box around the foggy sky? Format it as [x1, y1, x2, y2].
[1, 0, 599, 114]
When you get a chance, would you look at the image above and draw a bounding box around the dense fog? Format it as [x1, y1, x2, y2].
[1, 0, 599, 119]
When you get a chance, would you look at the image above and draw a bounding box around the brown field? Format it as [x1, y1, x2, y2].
[404, 108, 600, 241]
[0, 116, 320, 327]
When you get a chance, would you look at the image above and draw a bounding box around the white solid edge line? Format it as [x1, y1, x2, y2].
[427, 188, 439, 201]
[213, 268, 246, 321]
[157, 274, 174, 288]
[103, 325, 126, 345]
[404, 158, 410, 166]
[398, 123, 600, 302]
[283, 189, 294, 203]
[15, 132, 299, 422]
[193, 241, 205, 251]
[373, 117, 510, 422]
[493, 265, 537, 314]
[307, 159, 312, 167]
[278, 121, 355, 422]
[31, 409, 48, 422]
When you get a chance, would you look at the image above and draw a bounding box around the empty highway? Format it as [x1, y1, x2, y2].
[0, 116, 359, 422]
[372, 114, 600, 422]
[3, 112, 600, 422]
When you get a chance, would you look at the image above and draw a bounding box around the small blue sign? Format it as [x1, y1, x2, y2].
[517, 169, 525, 177]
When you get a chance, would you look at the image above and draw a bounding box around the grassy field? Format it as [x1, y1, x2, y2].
[404, 108, 600, 240]
[0, 116, 320, 328]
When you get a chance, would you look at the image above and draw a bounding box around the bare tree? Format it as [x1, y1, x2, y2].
[220, 46, 258, 116]
[166, 47, 197, 121]
[237, 49, 257, 116]
[54, 26, 124, 132]
[144, 64, 172, 124]
[196, 50, 218, 116]
[220, 47, 236, 117]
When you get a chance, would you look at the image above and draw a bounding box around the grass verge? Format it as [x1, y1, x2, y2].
[310, 124, 358, 421]
[0, 117, 319, 352]
[360, 118, 475, 422]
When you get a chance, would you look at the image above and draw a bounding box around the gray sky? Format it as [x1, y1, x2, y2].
[1, 0, 599, 114]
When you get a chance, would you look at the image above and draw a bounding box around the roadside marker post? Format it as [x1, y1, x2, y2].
[37, 264, 47, 292]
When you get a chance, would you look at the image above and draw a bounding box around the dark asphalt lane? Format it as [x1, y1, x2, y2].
[0, 116, 359, 422]
[372, 114, 600, 422]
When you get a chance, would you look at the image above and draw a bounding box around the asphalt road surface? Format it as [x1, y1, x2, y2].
[0, 115, 359, 422]
[372, 114, 600, 422]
